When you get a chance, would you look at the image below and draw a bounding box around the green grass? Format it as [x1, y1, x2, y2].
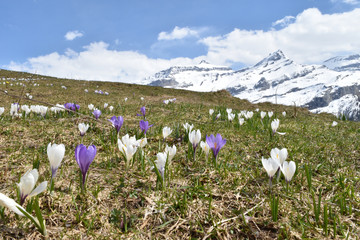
[0, 69, 359, 239]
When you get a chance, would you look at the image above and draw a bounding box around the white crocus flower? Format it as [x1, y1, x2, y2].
[124, 144, 137, 162]
[226, 108, 232, 114]
[39, 106, 48, 117]
[162, 126, 172, 139]
[239, 118, 245, 125]
[154, 152, 167, 178]
[140, 97, 144, 101]
[21, 105, 31, 115]
[118, 134, 139, 167]
[124, 97, 128, 102]
[189, 129, 201, 149]
[50, 104, 65, 113]
[261, 157, 279, 179]
[271, 119, 286, 135]
[47, 143, 65, 178]
[10, 103, 20, 117]
[228, 113, 235, 121]
[78, 123, 89, 136]
[104, 103, 108, 109]
[88, 104, 94, 110]
[121, 134, 138, 147]
[0, 193, 25, 216]
[0, 107, 4, 116]
[137, 138, 147, 148]
[216, 112, 221, 119]
[280, 161, 296, 182]
[246, 111, 253, 119]
[200, 141, 210, 160]
[332, 121, 338, 126]
[270, 148, 288, 166]
[260, 111, 266, 119]
[282, 111, 286, 117]
[209, 109, 214, 116]
[165, 145, 177, 163]
[17, 169, 47, 205]
[183, 122, 194, 133]
[268, 111, 273, 118]
[109, 106, 114, 112]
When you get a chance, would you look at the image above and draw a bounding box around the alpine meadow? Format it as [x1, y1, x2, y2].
[0, 68, 360, 239]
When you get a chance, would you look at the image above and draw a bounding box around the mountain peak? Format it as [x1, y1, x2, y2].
[254, 50, 288, 67]
[199, 60, 210, 65]
[267, 49, 286, 60]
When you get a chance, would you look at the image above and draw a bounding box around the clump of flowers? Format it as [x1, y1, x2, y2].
[64, 103, 80, 112]
[118, 134, 139, 169]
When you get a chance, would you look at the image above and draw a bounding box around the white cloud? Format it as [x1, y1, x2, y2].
[65, 30, 84, 41]
[200, 8, 360, 66]
[6, 41, 201, 83]
[5, 8, 360, 83]
[272, 16, 295, 28]
[158, 26, 199, 40]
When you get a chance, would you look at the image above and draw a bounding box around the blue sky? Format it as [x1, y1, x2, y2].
[1, 0, 360, 83]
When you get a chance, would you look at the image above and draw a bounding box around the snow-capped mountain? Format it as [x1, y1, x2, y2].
[323, 54, 360, 72]
[144, 60, 233, 90]
[144, 50, 360, 121]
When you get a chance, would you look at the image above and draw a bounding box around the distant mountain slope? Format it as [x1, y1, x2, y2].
[323, 54, 360, 72]
[144, 50, 360, 120]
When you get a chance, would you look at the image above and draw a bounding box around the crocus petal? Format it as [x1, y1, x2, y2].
[0, 193, 25, 216]
[262, 157, 279, 178]
[280, 161, 296, 182]
[28, 181, 48, 197]
[47, 143, 65, 171]
[75, 144, 97, 178]
[270, 148, 280, 164]
[18, 170, 37, 197]
[279, 148, 288, 164]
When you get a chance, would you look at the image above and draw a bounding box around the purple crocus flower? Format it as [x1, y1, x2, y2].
[75, 144, 97, 188]
[206, 134, 226, 160]
[71, 104, 80, 111]
[64, 103, 72, 110]
[108, 116, 124, 133]
[139, 120, 153, 135]
[64, 103, 80, 111]
[137, 106, 146, 118]
[93, 109, 101, 119]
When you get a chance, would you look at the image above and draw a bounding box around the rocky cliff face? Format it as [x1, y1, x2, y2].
[144, 50, 360, 121]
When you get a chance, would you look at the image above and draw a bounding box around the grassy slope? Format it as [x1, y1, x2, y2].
[0, 69, 359, 239]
